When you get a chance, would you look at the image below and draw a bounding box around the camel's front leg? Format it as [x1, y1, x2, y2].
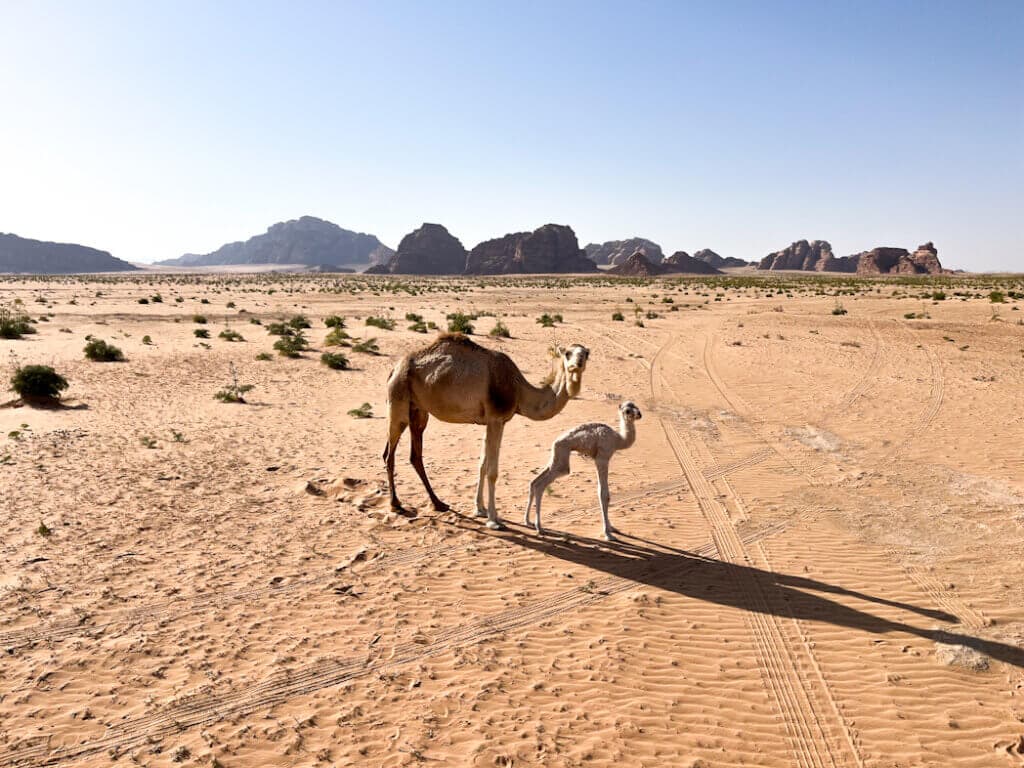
[483, 421, 505, 529]
[475, 430, 489, 518]
[596, 459, 616, 541]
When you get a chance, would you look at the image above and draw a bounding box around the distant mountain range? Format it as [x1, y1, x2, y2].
[0, 232, 137, 274]
[155, 216, 394, 268]
[758, 240, 946, 275]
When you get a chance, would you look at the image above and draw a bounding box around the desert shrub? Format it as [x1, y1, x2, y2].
[347, 402, 373, 418]
[931, 291, 946, 301]
[266, 322, 292, 336]
[831, 301, 848, 316]
[219, 329, 245, 342]
[324, 315, 346, 328]
[151, 294, 163, 303]
[990, 291, 1006, 303]
[214, 364, 254, 403]
[226, 301, 235, 308]
[352, 337, 380, 354]
[255, 352, 272, 361]
[0, 304, 35, 339]
[137, 297, 149, 304]
[194, 328, 210, 338]
[446, 312, 474, 334]
[83, 338, 124, 362]
[249, 317, 262, 325]
[489, 319, 511, 338]
[366, 315, 396, 330]
[405, 312, 423, 323]
[10, 364, 68, 404]
[142, 335, 153, 345]
[536, 313, 557, 327]
[274, 332, 309, 357]
[408, 321, 428, 333]
[612, 312, 624, 321]
[320, 351, 350, 370]
[288, 314, 311, 329]
[193, 314, 208, 324]
[325, 327, 352, 346]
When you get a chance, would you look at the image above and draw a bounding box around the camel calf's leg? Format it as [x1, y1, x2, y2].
[526, 443, 571, 535]
[595, 458, 615, 541]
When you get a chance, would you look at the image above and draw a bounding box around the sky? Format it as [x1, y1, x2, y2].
[1, 1, 1021, 270]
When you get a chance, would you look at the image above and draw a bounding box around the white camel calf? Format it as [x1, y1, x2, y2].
[525, 401, 642, 541]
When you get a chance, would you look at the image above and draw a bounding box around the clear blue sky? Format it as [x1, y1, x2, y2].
[1, 1, 1021, 270]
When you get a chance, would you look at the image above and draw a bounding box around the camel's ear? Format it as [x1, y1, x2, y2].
[552, 345, 565, 359]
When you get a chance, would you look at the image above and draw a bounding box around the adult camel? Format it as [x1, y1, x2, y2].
[384, 332, 590, 528]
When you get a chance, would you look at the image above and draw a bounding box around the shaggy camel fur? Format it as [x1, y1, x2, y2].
[525, 401, 642, 541]
[384, 333, 590, 528]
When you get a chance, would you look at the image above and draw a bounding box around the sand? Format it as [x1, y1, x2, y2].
[1, 273, 1023, 767]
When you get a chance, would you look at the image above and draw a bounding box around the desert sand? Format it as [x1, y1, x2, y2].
[1, 273, 1023, 767]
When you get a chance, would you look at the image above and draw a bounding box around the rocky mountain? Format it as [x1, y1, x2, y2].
[465, 224, 597, 275]
[759, 239, 945, 274]
[856, 242, 945, 275]
[662, 251, 723, 274]
[0, 232, 137, 274]
[607, 251, 667, 277]
[758, 240, 857, 272]
[370, 223, 468, 275]
[157, 216, 393, 267]
[693, 249, 750, 269]
[584, 238, 663, 266]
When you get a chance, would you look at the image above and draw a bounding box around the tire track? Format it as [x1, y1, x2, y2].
[1, 518, 796, 768]
[652, 335, 863, 768]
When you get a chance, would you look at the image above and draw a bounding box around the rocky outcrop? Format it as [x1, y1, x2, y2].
[465, 224, 597, 275]
[693, 249, 750, 269]
[584, 238, 663, 266]
[661, 251, 722, 274]
[760, 238, 945, 274]
[758, 240, 858, 272]
[607, 251, 667, 277]
[158, 216, 393, 267]
[0, 232, 137, 274]
[856, 243, 945, 275]
[378, 223, 468, 275]
[910, 242, 943, 274]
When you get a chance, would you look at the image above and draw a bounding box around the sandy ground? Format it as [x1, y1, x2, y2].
[1, 274, 1023, 768]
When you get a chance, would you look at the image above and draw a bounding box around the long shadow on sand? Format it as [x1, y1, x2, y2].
[442, 513, 1024, 670]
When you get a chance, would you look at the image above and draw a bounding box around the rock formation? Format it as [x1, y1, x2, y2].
[157, 216, 393, 268]
[758, 240, 858, 272]
[584, 238, 663, 266]
[607, 251, 667, 277]
[661, 251, 723, 274]
[693, 249, 750, 269]
[465, 224, 597, 275]
[374, 223, 468, 275]
[0, 232, 137, 274]
[855, 243, 945, 275]
[760, 239, 945, 274]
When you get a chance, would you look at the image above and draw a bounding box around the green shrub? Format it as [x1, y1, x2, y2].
[218, 329, 245, 342]
[142, 335, 153, 345]
[151, 294, 163, 303]
[612, 312, 625, 321]
[536, 313, 557, 328]
[288, 314, 312, 329]
[194, 328, 210, 338]
[193, 314, 208, 324]
[0, 304, 35, 339]
[408, 321, 428, 333]
[990, 291, 1006, 303]
[831, 301, 848, 316]
[266, 322, 292, 336]
[274, 331, 309, 357]
[137, 297, 149, 304]
[320, 352, 350, 370]
[255, 352, 272, 361]
[404, 312, 423, 323]
[489, 319, 511, 338]
[352, 337, 380, 354]
[366, 315, 396, 330]
[83, 338, 125, 362]
[446, 312, 474, 334]
[324, 315, 346, 328]
[325, 327, 352, 346]
[10, 364, 69, 404]
[348, 402, 373, 418]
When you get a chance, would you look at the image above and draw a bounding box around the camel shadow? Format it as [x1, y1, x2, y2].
[441, 513, 1024, 670]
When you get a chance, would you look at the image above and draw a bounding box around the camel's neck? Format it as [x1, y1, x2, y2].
[517, 363, 575, 420]
[618, 415, 637, 450]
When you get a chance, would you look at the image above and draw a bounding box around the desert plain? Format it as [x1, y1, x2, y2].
[1, 272, 1023, 768]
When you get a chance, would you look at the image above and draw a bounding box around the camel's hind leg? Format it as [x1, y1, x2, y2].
[409, 405, 449, 512]
[383, 397, 409, 511]
[526, 443, 571, 535]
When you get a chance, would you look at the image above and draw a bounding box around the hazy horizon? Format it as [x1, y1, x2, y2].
[2, 1, 1021, 271]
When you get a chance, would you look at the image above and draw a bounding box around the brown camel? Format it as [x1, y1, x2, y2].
[384, 333, 590, 528]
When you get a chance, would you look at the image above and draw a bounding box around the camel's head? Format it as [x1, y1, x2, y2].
[556, 344, 590, 394]
[619, 401, 643, 421]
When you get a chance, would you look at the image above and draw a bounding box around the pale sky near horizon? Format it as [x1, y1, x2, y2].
[1, 1, 1021, 270]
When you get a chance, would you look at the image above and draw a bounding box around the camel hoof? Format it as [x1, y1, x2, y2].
[432, 500, 450, 512]
[486, 520, 505, 531]
[535, 526, 544, 536]
[474, 508, 488, 518]
[603, 531, 618, 542]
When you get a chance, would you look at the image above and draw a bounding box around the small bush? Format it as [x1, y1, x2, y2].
[194, 328, 210, 338]
[255, 352, 272, 361]
[10, 364, 69, 404]
[0, 305, 35, 339]
[137, 297, 149, 305]
[831, 301, 848, 316]
[348, 402, 373, 418]
[366, 315, 396, 330]
[352, 337, 379, 355]
[408, 321, 428, 333]
[447, 312, 474, 334]
[151, 294, 163, 303]
[321, 351, 350, 370]
[288, 314, 312, 330]
[324, 315, 346, 328]
[249, 317, 262, 325]
[142, 335, 153, 345]
[404, 312, 423, 323]
[219, 329, 245, 342]
[214, 364, 254, 403]
[193, 314, 208, 324]
[536, 313, 557, 327]
[274, 332, 309, 357]
[612, 312, 624, 321]
[489, 319, 511, 338]
[266, 322, 292, 336]
[325, 327, 352, 346]
[990, 291, 1006, 303]
[83, 338, 125, 362]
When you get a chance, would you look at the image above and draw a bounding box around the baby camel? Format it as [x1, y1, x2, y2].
[525, 401, 642, 541]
